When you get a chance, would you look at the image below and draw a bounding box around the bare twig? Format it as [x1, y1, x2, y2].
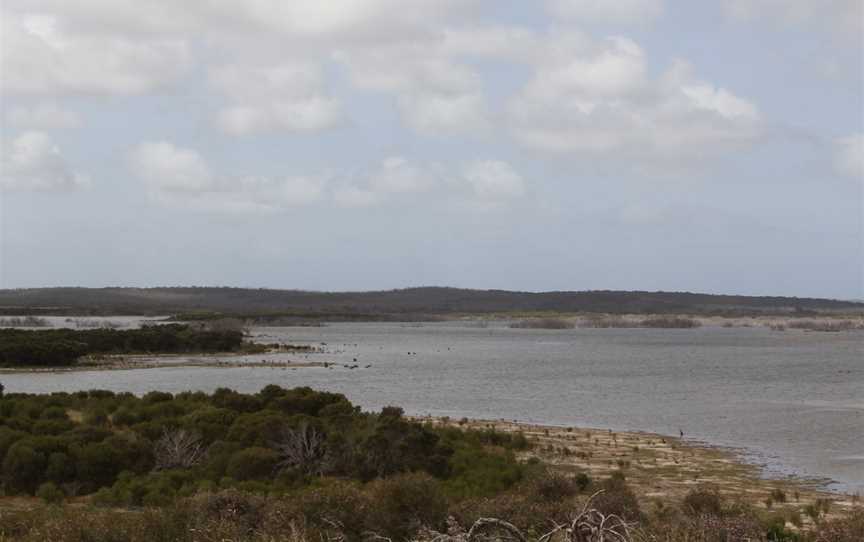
[153, 428, 205, 470]
[272, 422, 327, 475]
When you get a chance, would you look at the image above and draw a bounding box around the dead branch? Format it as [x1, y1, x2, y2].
[153, 428, 205, 470]
[467, 518, 528, 542]
[272, 421, 327, 475]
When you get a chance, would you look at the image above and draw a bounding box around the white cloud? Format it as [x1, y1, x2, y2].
[1, 131, 88, 191]
[546, 0, 664, 25]
[442, 25, 540, 61]
[333, 185, 379, 208]
[724, 0, 863, 36]
[507, 35, 762, 164]
[1, 1, 474, 45]
[129, 141, 214, 193]
[834, 134, 864, 179]
[209, 64, 341, 136]
[336, 45, 490, 135]
[129, 141, 325, 213]
[369, 157, 437, 193]
[461, 160, 526, 201]
[0, 13, 190, 96]
[397, 91, 490, 136]
[6, 103, 81, 129]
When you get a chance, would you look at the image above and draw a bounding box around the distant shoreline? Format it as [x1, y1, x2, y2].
[0, 353, 333, 374]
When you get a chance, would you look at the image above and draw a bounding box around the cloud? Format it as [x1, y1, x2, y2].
[336, 45, 490, 135]
[546, 0, 664, 25]
[506, 35, 762, 165]
[1, 1, 474, 45]
[209, 64, 341, 136]
[368, 156, 437, 193]
[724, 0, 863, 36]
[129, 141, 214, 192]
[333, 185, 379, 208]
[1, 131, 88, 191]
[0, 13, 190, 96]
[834, 134, 864, 179]
[461, 160, 526, 201]
[129, 141, 325, 213]
[6, 103, 81, 129]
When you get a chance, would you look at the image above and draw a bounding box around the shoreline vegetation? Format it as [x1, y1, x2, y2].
[0, 387, 859, 541]
[0, 323, 323, 369]
[0, 354, 331, 374]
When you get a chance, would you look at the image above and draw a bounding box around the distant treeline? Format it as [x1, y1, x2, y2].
[0, 324, 244, 367]
[0, 286, 861, 319]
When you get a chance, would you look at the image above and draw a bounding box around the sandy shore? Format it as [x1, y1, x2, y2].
[0, 353, 332, 374]
[416, 416, 859, 526]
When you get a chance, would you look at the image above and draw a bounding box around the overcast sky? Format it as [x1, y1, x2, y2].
[1, 1, 862, 298]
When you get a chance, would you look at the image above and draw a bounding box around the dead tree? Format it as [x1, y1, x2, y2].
[153, 428, 205, 470]
[365, 490, 634, 542]
[538, 491, 633, 542]
[272, 421, 327, 475]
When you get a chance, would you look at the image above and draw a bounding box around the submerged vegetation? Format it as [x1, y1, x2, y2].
[0, 324, 246, 367]
[508, 315, 705, 329]
[510, 318, 575, 329]
[0, 316, 49, 327]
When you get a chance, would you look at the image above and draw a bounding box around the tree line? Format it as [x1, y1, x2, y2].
[0, 324, 245, 367]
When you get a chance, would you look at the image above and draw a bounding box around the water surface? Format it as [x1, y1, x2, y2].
[3, 321, 861, 492]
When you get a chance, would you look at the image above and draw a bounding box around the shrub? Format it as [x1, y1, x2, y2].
[510, 318, 575, 329]
[639, 316, 701, 329]
[226, 447, 279, 481]
[2, 443, 46, 494]
[683, 485, 725, 517]
[443, 447, 523, 498]
[289, 481, 369, 541]
[592, 473, 642, 521]
[367, 473, 448, 541]
[524, 469, 581, 502]
[36, 482, 65, 505]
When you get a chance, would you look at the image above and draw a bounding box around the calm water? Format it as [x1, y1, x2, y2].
[2, 321, 862, 492]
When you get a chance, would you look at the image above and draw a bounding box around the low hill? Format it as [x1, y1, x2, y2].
[0, 287, 860, 318]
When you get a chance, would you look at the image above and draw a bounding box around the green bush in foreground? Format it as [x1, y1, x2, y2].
[0, 387, 529, 503]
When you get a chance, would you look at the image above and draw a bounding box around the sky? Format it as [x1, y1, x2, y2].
[0, 0, 862, 298]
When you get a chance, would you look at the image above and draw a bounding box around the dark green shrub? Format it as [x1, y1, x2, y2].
[2, 443, 46, 493]
[45, 452, 76, 484]
[443, 447, 523, 498]
[36, 482, 65, 505]
[226, 447, 279, 481]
